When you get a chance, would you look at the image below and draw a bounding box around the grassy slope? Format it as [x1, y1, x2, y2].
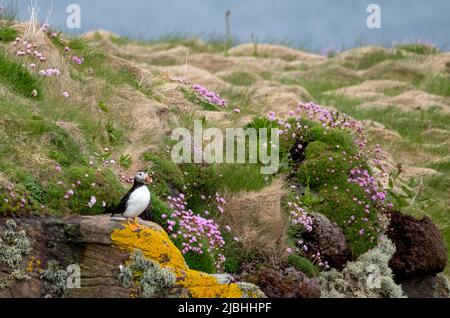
[0, 25, 449, 276]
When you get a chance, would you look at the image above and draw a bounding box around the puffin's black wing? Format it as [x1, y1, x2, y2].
[111, 186, 136, 216]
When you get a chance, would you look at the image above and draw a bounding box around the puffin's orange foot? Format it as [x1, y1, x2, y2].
[126, 219, 140, 232]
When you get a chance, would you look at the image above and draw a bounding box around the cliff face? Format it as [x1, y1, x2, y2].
[0, 216, 264, 298]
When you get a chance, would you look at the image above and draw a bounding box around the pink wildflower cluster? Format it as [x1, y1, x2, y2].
[165, 75, 228, 109]
[292, 240, 330, 270]
[11, 30, 84, 98]
[1, 182, 46, 211]
[38, 68, 60, 77]
[87, 196, 97, 208]
[162, 193, 226, 267]
[14, 37, 47, 62]
[71, 55, 84, 65]
[296, 102, 363, 131]
[288, 199, 313, 232]
[191, 84, 228, 108]
[348, 168, 386, 204]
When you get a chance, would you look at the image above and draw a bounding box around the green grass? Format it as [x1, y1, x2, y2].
[0, 52, 43, 98]
[0, 26, 18, 42]
[321, 94, 450, 144]
[339, 49, 405, 70]
[422, 74, 450, 97]
[221, 70, 258, 87]
[287, 254, 319, 277]
[396, 43, 438, 55]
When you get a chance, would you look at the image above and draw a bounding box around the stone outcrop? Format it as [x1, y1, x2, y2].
[0, 216, 263, 298]
[299, 213, 351, 270]
[386, 212, 447, 281]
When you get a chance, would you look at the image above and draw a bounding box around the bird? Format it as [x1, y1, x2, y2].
[112, 170, 152, 232]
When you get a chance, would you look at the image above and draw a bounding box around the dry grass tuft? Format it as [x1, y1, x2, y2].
[222, 178, 288, 260]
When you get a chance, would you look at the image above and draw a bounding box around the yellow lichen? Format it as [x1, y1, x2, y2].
[111, 223, 243, 298]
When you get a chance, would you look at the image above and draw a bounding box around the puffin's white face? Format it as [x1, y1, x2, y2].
[134, 171, 149, 184]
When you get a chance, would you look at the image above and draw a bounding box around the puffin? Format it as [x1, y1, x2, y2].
[112, 170, 152, 231]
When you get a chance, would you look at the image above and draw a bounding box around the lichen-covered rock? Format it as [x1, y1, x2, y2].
[300, 213, 351, 270]
[242, 267, 320, 298]
[319, 238, 405, 298]
[386, 212, 447, 281]
[401, 274, 450, 298]
[0, 216, 264, 298]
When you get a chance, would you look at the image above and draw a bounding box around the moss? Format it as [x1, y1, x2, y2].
[287, 254, 319, 278]
[111, 223, 244, 298]
[315, 184, 379, 256]
[298, 151, 356, 191]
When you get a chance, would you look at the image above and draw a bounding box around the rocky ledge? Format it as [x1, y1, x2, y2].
[0, 215, 264, 298]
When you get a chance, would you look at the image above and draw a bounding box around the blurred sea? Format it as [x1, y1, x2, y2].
[15, 0, 450, 51]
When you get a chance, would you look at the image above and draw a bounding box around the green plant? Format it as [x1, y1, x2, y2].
[0, 26, 18, 42]
[41, 260, 69, 296]
[287, 254, 319, 277]
[106, 120, 123, 143]
[119, 154, 132, 169]
[0, 53, 43, 98]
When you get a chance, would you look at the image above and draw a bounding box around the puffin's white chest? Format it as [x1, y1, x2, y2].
[123, 186, 151, 218]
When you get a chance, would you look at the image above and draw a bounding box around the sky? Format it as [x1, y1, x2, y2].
[14, 0, 450, 51]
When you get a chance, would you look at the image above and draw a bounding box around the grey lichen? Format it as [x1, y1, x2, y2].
[0, 219, 32, 287]
[237, 282, 267, 298]
[319, 237, 405, 298]
[41, 260, 69, 296]
[118, 250, 176, 298]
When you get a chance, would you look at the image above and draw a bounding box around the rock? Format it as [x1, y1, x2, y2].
[386, 212, 447, 281]
[401, 274, 450, 298]
[299, 213, 351, 270]
[0, 216, 263, 298]
[243, 267, 320, 298]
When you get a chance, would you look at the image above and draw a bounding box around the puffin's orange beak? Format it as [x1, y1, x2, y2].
[146, 175, 153, 184]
